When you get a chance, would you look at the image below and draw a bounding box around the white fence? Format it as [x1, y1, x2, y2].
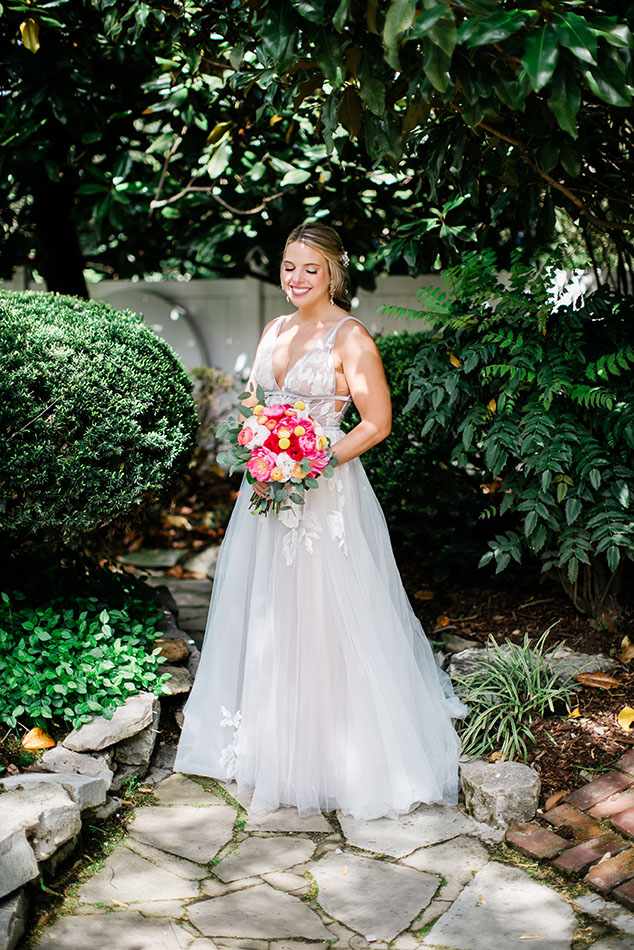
[3, 270, 442, 376]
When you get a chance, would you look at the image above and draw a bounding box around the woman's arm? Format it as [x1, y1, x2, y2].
[330, 322, 392, 465]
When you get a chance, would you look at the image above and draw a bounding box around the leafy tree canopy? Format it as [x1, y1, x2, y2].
[1, 1, 633, 294]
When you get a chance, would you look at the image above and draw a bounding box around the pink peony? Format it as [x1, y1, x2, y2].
[238, 426, 253, 446]
[298, 432, 317, 455]
[264, 404, 287, 420]
[309, 449, 331, 474]
[246, 447, 277, 481]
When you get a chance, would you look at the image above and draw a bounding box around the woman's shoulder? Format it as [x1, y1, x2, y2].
[336, 315, 374, 346]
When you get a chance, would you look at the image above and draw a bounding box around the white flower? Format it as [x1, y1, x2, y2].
[220, 705, 242, 730]
[242, 417, 270, 448]
[275, 451, 295, 479]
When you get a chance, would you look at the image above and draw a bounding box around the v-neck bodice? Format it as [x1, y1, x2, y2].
[252, 315, 364, 431]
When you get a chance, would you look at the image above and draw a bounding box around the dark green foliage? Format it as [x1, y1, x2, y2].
[0, 290, 198, 546]
[0, 564, 168, 729]
[343, 332, 484, 576]
[401, 250, 634, 615]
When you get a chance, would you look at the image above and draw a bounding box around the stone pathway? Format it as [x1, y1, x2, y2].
[507, 749, 634, 909]
[31, 772, 634, 950]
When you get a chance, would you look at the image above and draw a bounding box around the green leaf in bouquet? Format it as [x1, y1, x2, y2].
[304, 477, 318, 488]
[237, 391, 251, 400]
[290, 492, 305, 504]
[256, 383, 266, 404]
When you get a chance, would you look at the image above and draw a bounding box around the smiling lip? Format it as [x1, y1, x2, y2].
[290, 286, 311, 295]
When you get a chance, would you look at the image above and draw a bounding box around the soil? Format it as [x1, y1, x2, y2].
[399, 557, 634, 805]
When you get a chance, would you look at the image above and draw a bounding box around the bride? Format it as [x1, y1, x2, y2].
[174, 222, 466, 820]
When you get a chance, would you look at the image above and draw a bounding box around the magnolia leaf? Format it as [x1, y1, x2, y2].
[552, 12, 597, 65]
[449, 352, 461, 367]
[575, 672, 621, 689]
[487, 398, 497, 414]
[383, 0, 416, 59]
[568, 706, 581, 718]
[414, 589, 434, 601]
[436, 615, 451, 627]
[339, 85, 363, 136]
[20, 18, 40, 54]
[523, 25, 559, 92]
[545, 789, 568, 810]
[22, 727, 56, 750]
[617, 706, 634, 731]
[619, 636, 634, 664]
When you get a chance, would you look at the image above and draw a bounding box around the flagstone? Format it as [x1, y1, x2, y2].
[311, 851, 439, 941]
[78, 847, 199, 904]
[124, 836, 209, 880]
[400, 835, 489, 900]
[214, 835, 315, 882]
[220, 782, 331, 832]
[33, 912, 194, 949]
[128, 804, 235, 863]
[422, 861, 577, 950]
[134, 900, 189, 918]
[188, 883, 331, 940]
[572, 892, 634, 935]
[338, 804, 477, 857]
[155, 774, 224, 806]
[260, 870, 311, 894]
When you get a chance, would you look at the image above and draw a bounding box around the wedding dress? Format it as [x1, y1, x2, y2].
[174, 314, 466, 820]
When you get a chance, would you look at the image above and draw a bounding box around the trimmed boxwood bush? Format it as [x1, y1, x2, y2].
[0, 290, 198, 545]
[343, 331, 485, 577]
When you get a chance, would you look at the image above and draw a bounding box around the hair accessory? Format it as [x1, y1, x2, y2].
[340, 250, 350, 267]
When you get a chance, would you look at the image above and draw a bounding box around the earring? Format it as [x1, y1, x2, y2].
[329, 280, 335, 306]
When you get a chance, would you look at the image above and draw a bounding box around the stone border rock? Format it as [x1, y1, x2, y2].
[0, 583, 196, 950]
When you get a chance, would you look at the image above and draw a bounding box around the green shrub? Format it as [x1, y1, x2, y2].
[0, 290, 198, 546]
[343, 332, 485, 576]
[453, 630, 576, 761]
[393, 250, 634, 617]
[0, 566, 169, 729]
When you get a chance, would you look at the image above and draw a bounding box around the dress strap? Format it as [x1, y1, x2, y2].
[323, 315, 366, 345]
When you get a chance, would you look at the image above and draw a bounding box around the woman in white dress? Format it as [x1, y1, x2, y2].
[174, 223, 465, 820]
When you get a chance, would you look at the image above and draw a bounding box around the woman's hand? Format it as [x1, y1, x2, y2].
[253, 480, 270, 498]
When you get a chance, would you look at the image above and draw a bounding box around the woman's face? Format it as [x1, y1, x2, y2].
[281, 241, 330, 307]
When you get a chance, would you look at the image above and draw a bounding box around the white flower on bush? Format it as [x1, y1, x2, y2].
[545, 267, 590, 311]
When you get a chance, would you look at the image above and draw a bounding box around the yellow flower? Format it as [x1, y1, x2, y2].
[277, 427, 291, 439]
[278, 438, 291, 450]
[257, 415, 268, 425]
[316, 435, 328, 450]
[292, 463, 305, 479]
[270, 468, 284, 481]
[294, 425, 306, 436]
[294, 400, 306, 410]
[254, 404, 264, 415]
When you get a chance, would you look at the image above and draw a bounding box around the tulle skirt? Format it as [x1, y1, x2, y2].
[174, 438, 466, 820]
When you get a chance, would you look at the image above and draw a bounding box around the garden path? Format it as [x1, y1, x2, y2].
[32, 771, 634, 950]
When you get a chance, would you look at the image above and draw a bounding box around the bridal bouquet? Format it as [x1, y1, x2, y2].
[216, 384, 337, 515]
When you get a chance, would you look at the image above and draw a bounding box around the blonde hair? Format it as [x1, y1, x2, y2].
[282, 223, 351, 312]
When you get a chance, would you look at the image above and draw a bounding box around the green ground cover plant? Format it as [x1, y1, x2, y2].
[0, 289, 198, 548]
[454, 630, 577, 761]
[0, 563, 168, 730]
[392, 250, 634, 618]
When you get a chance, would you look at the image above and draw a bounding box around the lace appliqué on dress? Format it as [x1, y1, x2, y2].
[279, 475, 347, 566]
[219, 705, 243, 779]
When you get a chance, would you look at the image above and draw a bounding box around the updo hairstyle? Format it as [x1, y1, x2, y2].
[282, 223, 351, 312]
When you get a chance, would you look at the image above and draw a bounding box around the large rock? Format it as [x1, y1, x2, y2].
[183, 545, 219, 579]
[0, 773, 107, 810]
[0, 784, 81, 861]
[460, 759, 540, 828]
[0, 830, 38, 900]
[449, 643, 619, 684]
[337, 803, 478, 857]
[161, 666, 193, 695]
[63, 691, 157, 752]
[154, 637, 190, 664]
[36, 746, 113, 787]
[115, 701, 160, 767]
[0, 888, 27, 950]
